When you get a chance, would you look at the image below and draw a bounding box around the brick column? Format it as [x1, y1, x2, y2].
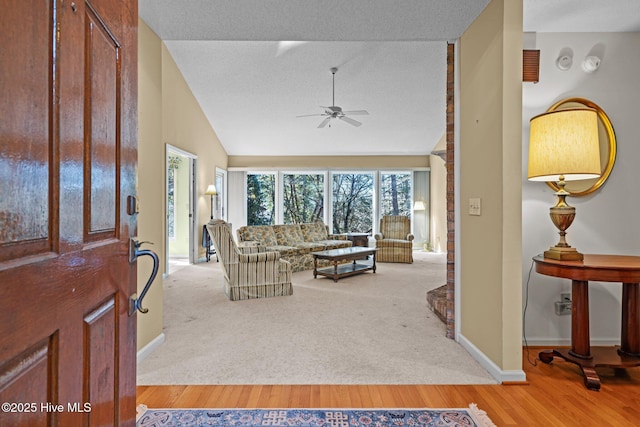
[445, 42, 455, 339]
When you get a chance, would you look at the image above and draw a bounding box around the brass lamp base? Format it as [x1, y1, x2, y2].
[544, 245, 584, 261]
[544, 178, 584, 262]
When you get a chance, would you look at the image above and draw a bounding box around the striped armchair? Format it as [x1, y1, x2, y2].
[206, 219, 293, 301]
[374, 215, 414, 263]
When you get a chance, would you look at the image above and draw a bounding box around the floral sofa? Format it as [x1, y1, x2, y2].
[236, 222, 352, 272]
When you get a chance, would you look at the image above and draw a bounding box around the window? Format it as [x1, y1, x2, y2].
[167, 155, 182, 239]
[380, 172, 412, 217]
[216, 168, 227, 220]
[331, 172, 374, 233]
[282, 173, 324, 224]
[247, 173, 276, 225]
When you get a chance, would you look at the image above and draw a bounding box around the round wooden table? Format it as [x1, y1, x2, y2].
[533, 254, 640, 391]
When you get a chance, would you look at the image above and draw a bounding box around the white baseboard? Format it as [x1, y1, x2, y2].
[457, 333, 527, 383]
[137, 333, 165, 364]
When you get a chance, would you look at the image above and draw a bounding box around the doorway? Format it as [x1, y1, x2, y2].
[166, 145, 198, 275]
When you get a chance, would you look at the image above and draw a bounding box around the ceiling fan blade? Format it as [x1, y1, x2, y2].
[342, 110, 369, 115]
[339, 116, 362, 127]
[296, 113, 325, 118]
[318, 117, 331, 128]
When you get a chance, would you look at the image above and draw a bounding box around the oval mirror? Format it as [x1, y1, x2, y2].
[545, 98, 616, 196]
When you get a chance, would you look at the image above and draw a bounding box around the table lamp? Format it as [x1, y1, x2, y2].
[527, 108, 601, 261]
[205, 184, 218, 220]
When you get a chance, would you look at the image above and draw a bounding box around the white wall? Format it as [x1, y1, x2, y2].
[522, 32, 640, 345]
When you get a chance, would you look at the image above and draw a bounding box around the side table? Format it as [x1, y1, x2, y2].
[346, 232, 369, 247]
[202, 224, 218, 262]
[533, 254, 640, 390]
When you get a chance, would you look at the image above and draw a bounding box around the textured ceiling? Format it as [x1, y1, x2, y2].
[139, 0, 640, 157]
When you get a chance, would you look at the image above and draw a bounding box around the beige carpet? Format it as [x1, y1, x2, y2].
[136, 251, 496, 385]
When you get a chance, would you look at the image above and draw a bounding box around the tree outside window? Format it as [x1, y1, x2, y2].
[380, 172, 412, 217]
[283, 174, 324, 224]
[247, 173, 275, 225]
[167, 155, 182, 239]
[332, 173, 374, 233]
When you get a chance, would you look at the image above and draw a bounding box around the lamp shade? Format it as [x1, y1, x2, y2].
[205, 184, 218, 195]
[528, 108, 601, 182]
[413, 201, 426, 211]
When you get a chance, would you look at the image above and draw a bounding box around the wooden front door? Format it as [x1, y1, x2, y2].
[0, 0, 139, 425]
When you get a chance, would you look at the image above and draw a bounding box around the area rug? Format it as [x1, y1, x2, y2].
[135, 404, 496, 426]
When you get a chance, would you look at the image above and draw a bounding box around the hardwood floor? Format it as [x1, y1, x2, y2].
[136, 347, 640, 426]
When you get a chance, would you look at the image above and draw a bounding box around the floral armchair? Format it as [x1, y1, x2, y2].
[206, 219, 293, 301]
[374, 215, 414, 263]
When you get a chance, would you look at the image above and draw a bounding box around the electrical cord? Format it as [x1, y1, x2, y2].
[522, 258, 539, 366]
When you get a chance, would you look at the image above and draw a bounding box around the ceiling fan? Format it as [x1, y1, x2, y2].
[297, 67, 369, 128]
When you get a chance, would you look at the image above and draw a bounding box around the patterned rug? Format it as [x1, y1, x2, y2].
[136, 404, 495, 426]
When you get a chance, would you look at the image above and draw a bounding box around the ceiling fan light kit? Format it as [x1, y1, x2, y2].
[297, 67, 369, 128]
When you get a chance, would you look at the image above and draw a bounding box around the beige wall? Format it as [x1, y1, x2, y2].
[137, 20, 165, 350]
[137, 20, 229, 351]
[459, 0, 523, 370]
[229, 155, 429, 169]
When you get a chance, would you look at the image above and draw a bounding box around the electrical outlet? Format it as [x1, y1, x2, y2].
[555, 301, 572, 315]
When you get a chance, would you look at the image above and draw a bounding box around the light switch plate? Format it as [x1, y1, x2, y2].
[469, 198, 481, 216]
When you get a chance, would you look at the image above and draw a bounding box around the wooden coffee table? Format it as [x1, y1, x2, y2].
[312, 247, 377, 282]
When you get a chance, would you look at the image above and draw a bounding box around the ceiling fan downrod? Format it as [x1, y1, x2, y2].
[330, 67, 337, 106]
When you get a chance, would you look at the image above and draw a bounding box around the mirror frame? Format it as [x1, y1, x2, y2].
[545, 97, 617, 197]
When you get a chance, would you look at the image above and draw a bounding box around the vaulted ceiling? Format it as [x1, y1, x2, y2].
[139, 0, 640, 157]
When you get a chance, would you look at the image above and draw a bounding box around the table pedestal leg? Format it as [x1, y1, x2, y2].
[540, 279, 602, 391]
[539, 349, 601, 391]
[620, 282, 640, 357]
[313, 257, 318, 278]
[570, 280, 592, 359]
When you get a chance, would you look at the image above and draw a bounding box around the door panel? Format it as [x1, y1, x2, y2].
[0, 0, 138, 426]
[0, 339, 52, 426]
[85, 297, 118, 423]
[0, 0, 53, 261]
[85, 6, 120, 239]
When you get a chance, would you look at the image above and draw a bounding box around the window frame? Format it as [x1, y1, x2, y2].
[240, 168, 426, 236]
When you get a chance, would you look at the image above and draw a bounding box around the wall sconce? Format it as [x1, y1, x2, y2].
[528, 108, 601, 261]
[582, 55, 601, 73]
[205, 184, 218, 220]
[555, 48, 573, 71]
[556, 54, 573, 71]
